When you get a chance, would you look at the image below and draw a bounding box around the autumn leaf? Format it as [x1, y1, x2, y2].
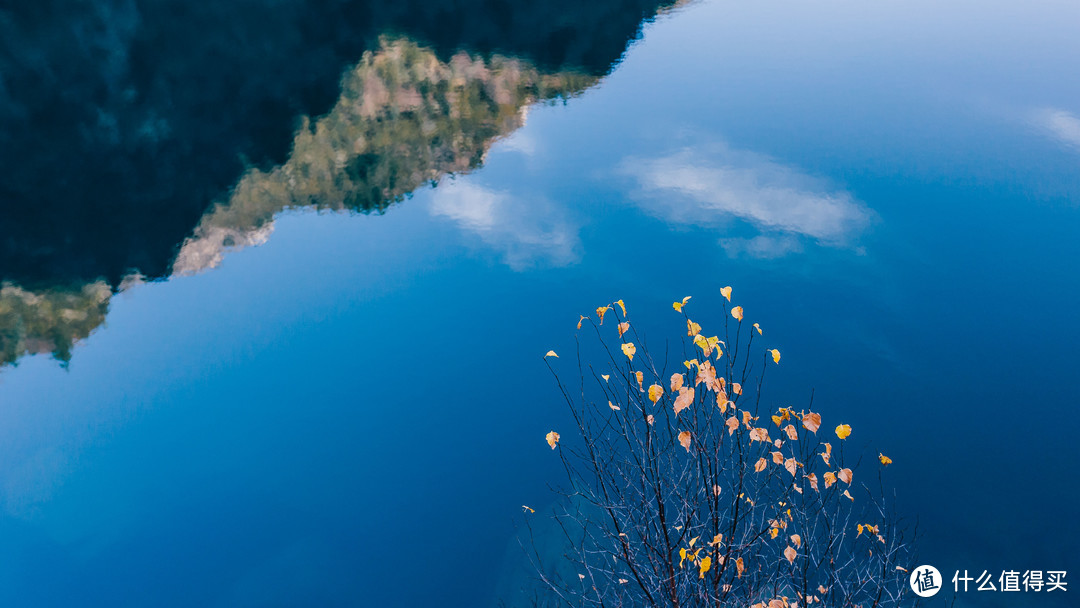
[545, 350, 558, 358]
[635, 371, 644, 391]
[732, 382, 743, 395]
[678, 431, 692, 451]
[577, 315, 586, 329]
[753, 322, 763, 335]
[721, 286, 732, 301]
[735, 557, 745, 577]
[835, 424, 852, 440]
[769, 526, 780, 539]
[838, 468, 853, 484]
[670, 373, 685, 392]
[879, 453, 892, 466]
[522, 505, 535, 513]
[731, 306, 744, 322]
[647, 414, 655, 425]
[754, 458, 768, 472]
[546, 431, 560, 449]
[615, 299, 627, 316]
[749, 428, 770, 442]
[843, 489, 854, 501]
[618, 322, 630, 338]
[784, 546, 796, 564]
[673, 387, 695, 415]
[802, 412, 821, 433]
[596, 306, 611, 324]
[771, 451, 784, 465]
[726, 416, 739, 435]
[621, 342, 636, 361]
[771, 415, 782, 427]
[784, 458, 798, 476]
[648, 384, 664, 404]
[699, 556, 712, 578]
[601, 374, 610, 382]
[784, 424, 798, 441]
[673, 296, 691, 312]
[687, 319, 702, 336]
[823, 471, 837, 488]
[608, 401, 620, 411]
[806, 473, 819, 491]
[769, 349, 781, 364]
[790, 534, 802, 548]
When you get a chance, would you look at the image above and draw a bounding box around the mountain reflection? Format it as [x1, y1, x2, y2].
[0, 0, 679, 366]
[173, 38, 595, 274]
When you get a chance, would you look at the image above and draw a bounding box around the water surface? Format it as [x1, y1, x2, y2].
[1, 1, 1078, 606]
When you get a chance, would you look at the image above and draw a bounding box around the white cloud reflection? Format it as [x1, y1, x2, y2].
[621, 143, 871, 257]
[428, 180, 579, 268]
[1030, 107, 1080, 151]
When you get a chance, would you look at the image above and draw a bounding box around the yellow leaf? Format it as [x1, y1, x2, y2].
[683, 359, 698, 370]
[522, 505, 535, 513]
[689, 536, 698, 547]
[670, 373, 685, 392]
[838, 468, 853, 484]
[577, 315, 586, 329]
[648, 384, 664, 404]
[615, 299, 626, 316]
[673, 296, 691, 312]
[771, 451, 784, 465]
[618, 321, 630, 338]
[731, 306, 744, 322]
[784, 424, 798, 441]
[843, 489, 854, 501]
[771, 415, 782, 427]
[878, 453, 892, 466]
[769, 527, 779, 539]
[673, 386, 695, 415]
[753, 322, 763, 335]
[736, 557, 745, 577]
[784, 458, 798, 476]
[621, 342, 636, 361]
[687, 319, 702, 336]
[857, 523, 864, 536]
[720, 286, 732, 301]
[618, 578, 629, 584]
[699, 556, 712, 578]
[608, 401, 620, 411]
[678, 431, 692, 451]
[802, 412, 821, 433]
[806, 472, 819, 491]
[823, 471, 837, 488]
[709, 533, 723, 546]
[835, 424, 852, 440]
[770, 349, 781, 364]
[754, 458, 767, 472]
[545, 431, 560, 449]
[732, 382, 743, 395]
[596, 306, 610, 324]
[545, 350, 558, 358]
[679, 547, 687, 567]
[601, 374, 610, 382]
[726, 416, 739, 435]
[749, 428, 769, 442]
[635, 371, 644, 390]
[790, 534, 802, 548]
[784, 546, 796, 564]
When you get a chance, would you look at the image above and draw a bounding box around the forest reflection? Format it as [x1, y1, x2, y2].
[0, 0, 681, 367]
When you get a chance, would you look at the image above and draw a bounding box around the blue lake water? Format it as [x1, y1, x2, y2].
[1, 1, 1078, 606]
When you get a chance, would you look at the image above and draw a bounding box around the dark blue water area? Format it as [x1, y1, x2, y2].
[2, 1, 1080, 606]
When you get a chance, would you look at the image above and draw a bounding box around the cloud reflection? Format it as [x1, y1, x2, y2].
[1030, 107, 1080, 151]
[621, 143, 871, 256]
[428, 180, 579, 268]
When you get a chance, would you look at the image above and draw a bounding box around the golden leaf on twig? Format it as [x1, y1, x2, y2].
[721, 286, 732, 301]
[802, 412, 821, 433]
[731, 306, 744, 322]
[678, 431, 692, 451]
[545, 431, 560, 449]
[621, 343, 636, 361]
